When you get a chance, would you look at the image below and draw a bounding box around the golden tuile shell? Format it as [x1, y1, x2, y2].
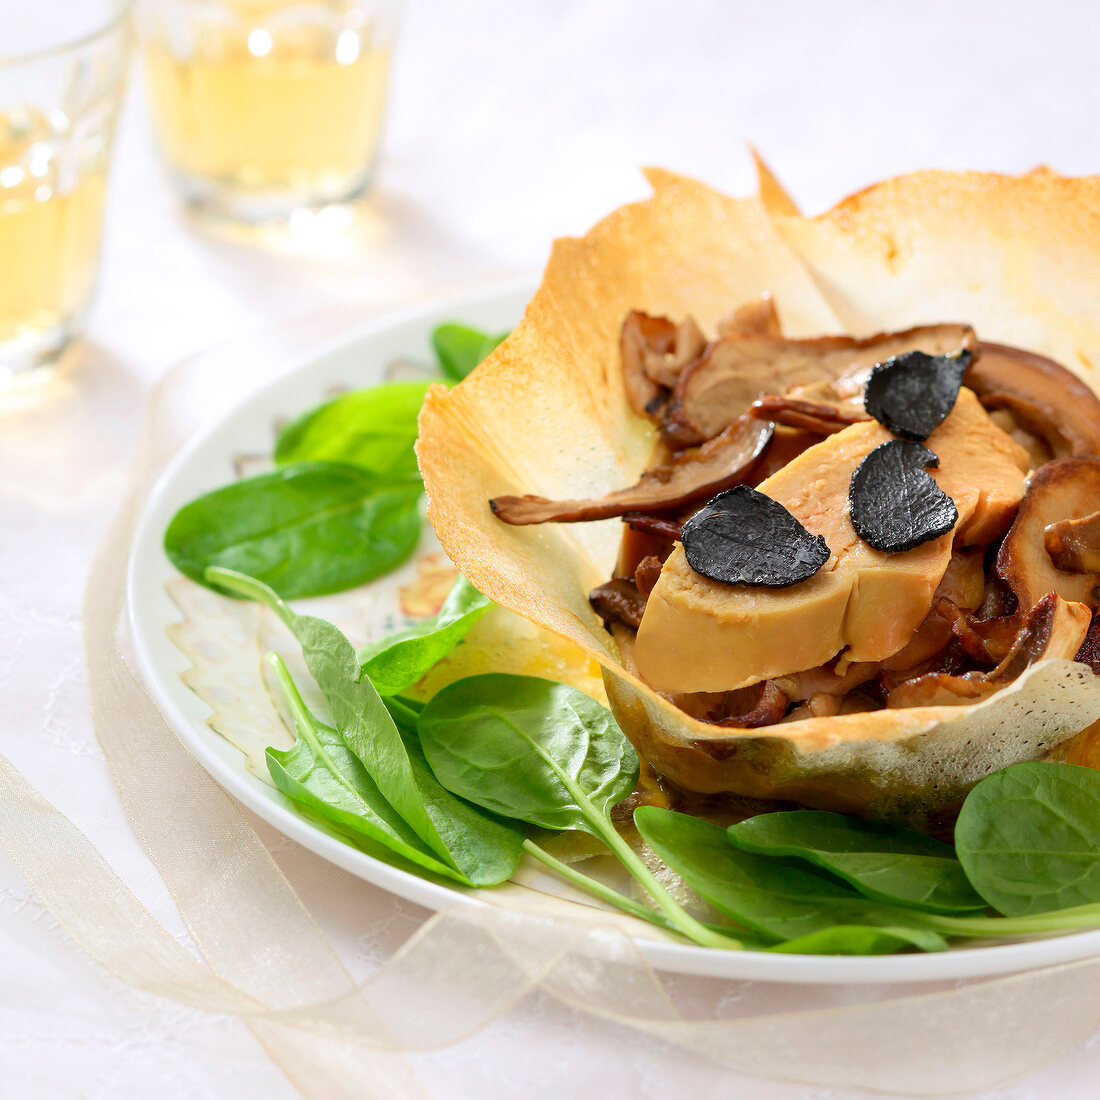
[417, 165, 1100, 826]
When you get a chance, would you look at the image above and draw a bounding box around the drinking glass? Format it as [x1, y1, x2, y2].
[0, 2, 132, 385]
[139, 0, 400, 224]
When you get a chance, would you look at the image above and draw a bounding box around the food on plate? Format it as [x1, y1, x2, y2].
[161, 168, 1100, 956]
[489, 309, 1097, 720]
[419, 167, 1100, 826]
[628, 385, 1030, 694]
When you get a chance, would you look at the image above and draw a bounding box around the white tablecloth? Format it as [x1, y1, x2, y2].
[4, 1, 1100, 1095]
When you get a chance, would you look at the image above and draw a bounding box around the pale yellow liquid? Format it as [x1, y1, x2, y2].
[0, 109, 106, 348]
[143, 22, 390, 198]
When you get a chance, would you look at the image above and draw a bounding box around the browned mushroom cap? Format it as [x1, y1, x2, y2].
[620, 311, 707, 418]
[662, 323, 976, 449]
[886, 591, 1092, 707]
[1045, 510, 1100, 573]
[965, 343, 1100, 458]
[489, 415, 772, 525]
[717, 293, 782, 338]
[749, 394, 870, 435]
[996, 456, 1100, 610]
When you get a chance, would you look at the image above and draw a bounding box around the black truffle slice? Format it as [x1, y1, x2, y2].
[864, 349, 972, 441]
[849, 440, 959, 553]
[681, 485, 829, 587]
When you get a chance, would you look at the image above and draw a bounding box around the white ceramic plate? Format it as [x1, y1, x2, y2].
[129, 279, 1100, 984]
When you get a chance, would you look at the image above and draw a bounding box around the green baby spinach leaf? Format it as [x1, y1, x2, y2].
[416, 674, 637, 833]
[418, 674, 735, 949]
[166, 462, 422, 599]
[432, 322, 507, 382]
[955, 761, 1100, 917]
[210, 568, 523, 886]
[729, 810, 986, 914]
[274, 381, 433, 479]
[765, 925, 949, 955]
[635, 806, 946, 951]
[265, 654, 470, 882]
[358, 575, 491, 696]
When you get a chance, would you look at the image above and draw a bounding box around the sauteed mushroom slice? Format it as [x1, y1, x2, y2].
[984, 591, 1092, 681]
[624, 514, 683, 540]
[620, 311, 669, 417]
[886, 673, 999, 709]
[663, 323, 976, 449]
[1045, 510, 1100, 574]
[966, 343, 1100, 458]
[590, 578, 647, 630]
[773, 659, 879, 703]
[634, 554, 665, 598]
[886, 592, 1091, 708]
[748, 394, 869, 435]
[620, 310, 707, 418]
[996, 457, 1100, 610]
[714, 681, 790, 728]
[945, 606, 1022, 666]
[490, 416, 772, 525]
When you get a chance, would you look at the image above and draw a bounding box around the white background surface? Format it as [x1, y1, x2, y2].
[3, 1, 1100, 1096]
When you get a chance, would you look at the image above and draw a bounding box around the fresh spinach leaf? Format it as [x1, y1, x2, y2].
[265, 654, 471, 882]
[418, 674, 735, 949]
[274, 381, 432, 479]
[635, 806, 946, 951]
[765, 925, 949, 955]
[955, 761, 1100, 916]
[417, 674, 637, 833]
[432, 322, 507, 382]
[358, 575, 491, 696]
[729, 810, 986, 914]
[166, 463, 422, 599]
[211, 568, 523, 886]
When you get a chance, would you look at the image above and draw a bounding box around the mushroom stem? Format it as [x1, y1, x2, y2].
[748, 394, 868, 435]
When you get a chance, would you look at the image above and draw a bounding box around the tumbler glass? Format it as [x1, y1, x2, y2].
[0, 2, 132, 385]
[139, 0, 400, 224]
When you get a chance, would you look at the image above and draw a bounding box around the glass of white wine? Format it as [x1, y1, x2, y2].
[0, 2, 132, 385]
[140, 0, 400, 224]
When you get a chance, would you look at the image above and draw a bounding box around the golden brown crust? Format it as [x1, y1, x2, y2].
[776, 169, 1100, 378]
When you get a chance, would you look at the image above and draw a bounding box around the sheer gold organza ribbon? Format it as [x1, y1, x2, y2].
[2, 307, 1100, 1098]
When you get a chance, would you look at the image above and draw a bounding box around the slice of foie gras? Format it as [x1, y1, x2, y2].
[634, 389, 1029, 693]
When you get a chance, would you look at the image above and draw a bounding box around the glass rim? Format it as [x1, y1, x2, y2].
[0, 0, 133, 69]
